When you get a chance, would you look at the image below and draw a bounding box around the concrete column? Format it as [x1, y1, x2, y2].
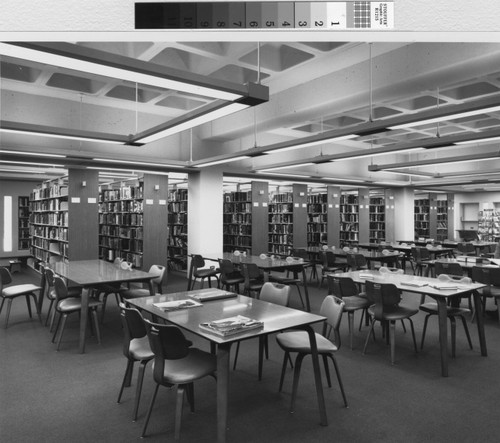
[393, 188, 415, 242]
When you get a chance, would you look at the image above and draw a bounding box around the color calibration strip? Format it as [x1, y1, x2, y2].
[135, 2, 394, 30]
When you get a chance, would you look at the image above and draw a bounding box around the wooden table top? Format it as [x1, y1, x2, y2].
[50, 259, 155, 286]
[126, 288, 325, 344]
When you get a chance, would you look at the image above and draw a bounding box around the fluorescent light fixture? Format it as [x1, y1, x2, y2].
[0, 168, 48, 174]
[330, 147, 425, 162]
[195, 155, 251, 168]
[136, 103, 249, 143]
[455, 136, 500, 145]
[385, 156, 497, 170]
[0, 127, 124, 145]
[0, 160, 64, 167]
[373, 181, 407, 186]
[94, 158, 184, 168]
[88, 167, 170, 176]
[263, 134, 357, 155]
[0, 43, 243, 102]
[257, 172, 312, 178]
[258, 162, 315, 172]
[0, 149, 66, 158]
[321, 177, 370, 183]
[388, 105, 500, 130]
[382, 170, 433, 178]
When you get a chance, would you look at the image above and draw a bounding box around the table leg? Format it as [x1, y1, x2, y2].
[435, 297, 449, 377]
[304, 325, 327, 425]
[472, 290, 488, 357]
[147, 279, 154, 296]
[187, 257, 194, 291]
[79, 288, 90, 354]
[301, 268, 311, 312]
[217, 342, 232, 443]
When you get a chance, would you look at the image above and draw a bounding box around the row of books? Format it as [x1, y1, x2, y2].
[99, 248, 143, 267]
[30, 212, 68, 226]
[224, 191, 252, 202]
[31, 183, 68, 200]
[30, 225, 68, 241]
[101, 185, 143, 201]
[168, 213, 187, 224]
[99, 213, 143, 226]
[223, 224, 252, 235]
[99, 237, 143, 253]
[223, 202, 252, 213]
[99, 200, 143, 213]
[269, 214, 293, 224]
[99, 225, 143, 239]
[30, 199, 68, 212]
[223, 213, 251, 224]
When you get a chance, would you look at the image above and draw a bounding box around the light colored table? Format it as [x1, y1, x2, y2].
[335, 270, 487, 377]
[49, 259, 155, 353]
[127, 288, 327, 443]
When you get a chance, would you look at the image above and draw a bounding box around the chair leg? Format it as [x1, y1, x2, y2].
[141, 383, 160, 438]
[258, 336, 265, 381]
[348, 311, 354, 350]
[175, 385, 185, 440]
[450, 317, 457, 358]
[362, 319, 376, 355]
[133, 360, 149, 422]
[45, 299, 54, 326]
[117, 359, 134, 404]
[100, 294, 108, 323]
[52, 312, 62, 343]
[91, 308, 101, 344]
[460, 315, 473, 350]
[278, 352, 289, 392]
[56, 314, 68, 351]
[389, 320, 396, 365]
[322, 354, 332, 387]
[329, 354, 349, 408]
[4, 299, 12, 328]
[290, 354, 306, 413]
[409, 318, 418, 354]
[420, 314, 430, 349]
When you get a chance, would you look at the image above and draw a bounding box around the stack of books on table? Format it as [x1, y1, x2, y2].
[199, 315, 264, 337]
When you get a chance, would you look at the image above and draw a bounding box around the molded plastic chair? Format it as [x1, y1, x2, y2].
[218, 259, 245, 293]
[291, 248, 318, 281]
[189, 255, 220, 290]
[318, 251, 348, 288]
[121, 265, 166, 299]
[276, 295, 348, 410]
[232, 282, 291, 378]
[0, 266, 41, 328]
[141, 320, 217, 440]
[410, 247, 431, 276]
[457, 242, 476, 256]
[93, 258, 128, 322]
[434, 261, 463, 277]
[363, 280, 418, 364]
[268, 263, 306, 310]
[471, 266, 500, 324]
[419, 275, 473, 357]
[327, 275, 371, 350]
[241, 262, 265, 297]
[44, 266, 82, 330]
[346, 253, 368, 271]
[117, 303, 154, 422]
[51, 275, 102, 351]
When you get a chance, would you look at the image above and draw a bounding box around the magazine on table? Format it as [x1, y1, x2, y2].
[199, 315, 264, 337]
[153, 299, 202, 311]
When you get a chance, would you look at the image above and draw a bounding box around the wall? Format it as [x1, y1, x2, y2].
[0, 179, 39, 259]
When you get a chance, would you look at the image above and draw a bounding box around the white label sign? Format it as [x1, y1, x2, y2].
[71, 197, 80, 203]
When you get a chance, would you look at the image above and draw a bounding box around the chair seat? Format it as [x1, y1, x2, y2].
[161, 348, 217, 385]
[269, 275, 300, 285]
[481, 286, 500, 297]
[48, 286, 81, 300]
[122, 288, 153, 299]
[129, 336, 154, 361]
[194, 268, 220, 278]
[368, 305, 419, 321]
[58, 297, 102, 312]
[343, 295, 372, 311]
[2, 284, 40, 298]
[420, 302, 471, 316]
[276, 331, 338, 354]
[222, 276, 244, 285]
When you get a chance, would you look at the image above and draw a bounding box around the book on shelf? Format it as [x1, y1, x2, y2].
[153, 299, 202, 311]
[199, 315, 264, 337]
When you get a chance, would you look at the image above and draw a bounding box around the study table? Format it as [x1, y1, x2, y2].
[126, 288, 327, 443]
[334, 270, 487, 377]
[188, 252, 312, 311]
[427, 256, 500, 277]
[48, 259, 156, 353]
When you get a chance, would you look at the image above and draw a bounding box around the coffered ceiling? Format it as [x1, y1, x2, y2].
[1, 40, 500, 192]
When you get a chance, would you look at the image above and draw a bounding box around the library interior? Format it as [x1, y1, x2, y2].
[2, 40, 500, 443]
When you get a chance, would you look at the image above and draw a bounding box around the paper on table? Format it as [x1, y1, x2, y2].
[153, 299, 202, 311]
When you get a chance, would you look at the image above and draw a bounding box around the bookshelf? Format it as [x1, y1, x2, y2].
[340, 192, 359, 245]
[29, 177, 70, 270]
[307, 192, 327, 246]
[18, 196, 30, 250]
[477, 204, 500, 241]
[414, 196, 430, 238]
[369, 195, 386, 243]
[99, 180, 144, 268]
[168, 187, 188, 270]
[436, 199, 449, 241]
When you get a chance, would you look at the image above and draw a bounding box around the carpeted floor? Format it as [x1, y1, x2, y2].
[1, 265, 499, 443]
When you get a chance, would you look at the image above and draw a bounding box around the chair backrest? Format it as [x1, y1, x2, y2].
[291, 249, 309, 261]
[218, 259, 235, 276]
[144, 319, 193, 383]
[437, 274, 471, 284]
[379, 266, 404, 275]
[53, 275, 69, 302]
[378, 244, 394, 252]
[324, 250, 337, 267]
[319, 295, 345, 344]
[412, 247, 430, 262]
[435, 261, 463, 276]
[242, 263, 261, 288]
[119, 302, 147, 357]
[471, 266, 500, 286]
[458, 243, 475, 254]
[327, 275, 359, 298]
[365, 280, 401, 320]
[192, 254, 206, 269]
[148, 265, 166, 293]
[259, 282, 291, 306]
[0, 266, 13, 287]
[346, 253, 367, 270]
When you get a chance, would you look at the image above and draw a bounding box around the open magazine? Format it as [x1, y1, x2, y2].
[199, 315, 263, 337]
